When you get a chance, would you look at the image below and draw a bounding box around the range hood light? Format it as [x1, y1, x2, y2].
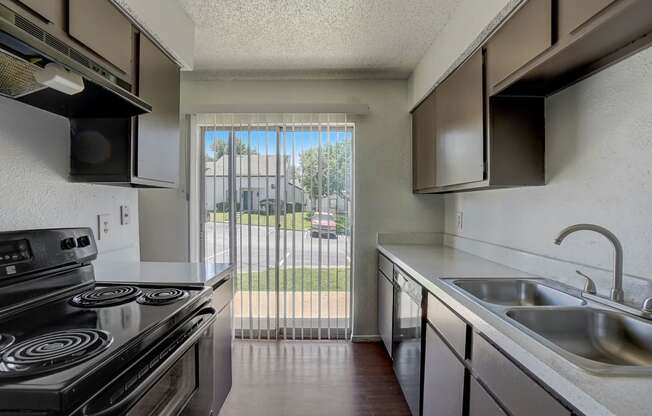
[33, 63, 84, 95]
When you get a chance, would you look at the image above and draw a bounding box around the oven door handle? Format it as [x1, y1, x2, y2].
[82, 307, 217, 416]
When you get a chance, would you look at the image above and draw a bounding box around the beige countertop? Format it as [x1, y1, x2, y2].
[95, 261, 233, 289]
[378, 242, 652, 416]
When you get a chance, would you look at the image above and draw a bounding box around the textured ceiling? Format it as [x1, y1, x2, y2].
[178, 0, 461, 79]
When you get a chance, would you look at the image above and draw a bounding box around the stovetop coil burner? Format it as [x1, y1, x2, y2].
[0, 334, 15, 351]
[137, 288, 189, 305]
[0, 329, 112, 377]
[70, 286, 142, 307]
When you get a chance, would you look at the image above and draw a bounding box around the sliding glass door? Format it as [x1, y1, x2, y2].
[199, 114, 353, 340]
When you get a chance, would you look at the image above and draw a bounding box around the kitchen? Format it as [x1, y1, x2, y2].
[0, 0, 651, 415]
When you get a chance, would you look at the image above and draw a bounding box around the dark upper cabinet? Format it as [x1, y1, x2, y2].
[411, 0, 652, 193]
[486, 0, 552, 91]
[558, 0, 616, 36]
[70, 33, 181, 188]
[412, 92, 436, 191]
[68, 0, 134, 80]
[16, 0, 65, 27]
[413, 51, 544, 194]
[135, 35, 180, 186]
[435, 50, 484, 187]
[491, 0, 652, 96]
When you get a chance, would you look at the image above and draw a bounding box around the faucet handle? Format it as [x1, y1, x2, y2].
[642, 297, 652, 313]
[575, 270, 597, 294]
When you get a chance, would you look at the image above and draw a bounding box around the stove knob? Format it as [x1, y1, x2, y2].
[61, 238, 77, 250]
[77, 235, 91, 248]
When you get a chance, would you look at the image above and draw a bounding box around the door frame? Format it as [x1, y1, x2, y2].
[189, 117, 355, 340]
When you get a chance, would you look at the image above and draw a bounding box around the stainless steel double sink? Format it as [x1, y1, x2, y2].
[445, 278, 652, 375]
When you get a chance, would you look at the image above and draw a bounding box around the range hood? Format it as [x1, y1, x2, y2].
[0, 4, 151, 118]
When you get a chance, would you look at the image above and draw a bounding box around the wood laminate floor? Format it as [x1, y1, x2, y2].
[218, 340, 412, 416]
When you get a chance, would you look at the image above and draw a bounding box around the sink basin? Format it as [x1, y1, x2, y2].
[453, 279, 584, 307]
[507, 308, 652, 370]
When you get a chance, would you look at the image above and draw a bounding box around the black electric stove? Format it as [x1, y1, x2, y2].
[0, 228, 215, 416]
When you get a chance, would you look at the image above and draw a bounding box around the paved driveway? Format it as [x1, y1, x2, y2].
[204, 222, 350, 271]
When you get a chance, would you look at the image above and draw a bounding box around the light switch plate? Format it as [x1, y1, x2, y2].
[120, 205, 130, 225]
[456, 211, 463, 232]
[97, 214, 111, 240]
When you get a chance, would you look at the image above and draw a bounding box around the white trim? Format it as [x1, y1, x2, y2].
[351, 334, 381, 342]
[188, 115, 201, 262]
[182, 103, 370, 116]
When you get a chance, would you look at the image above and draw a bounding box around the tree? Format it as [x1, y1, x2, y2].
[299, 140, 351, 200]
[211, 138, 257, 160]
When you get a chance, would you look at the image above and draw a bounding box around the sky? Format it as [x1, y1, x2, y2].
[204, 129, 353, 161]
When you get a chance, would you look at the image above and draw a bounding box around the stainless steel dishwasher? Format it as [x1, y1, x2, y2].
[392, 268, 423, 416]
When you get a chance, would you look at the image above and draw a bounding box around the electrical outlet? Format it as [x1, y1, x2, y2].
[456, 211, 463, 233]
[120, 205, 130, 225]
[97, 214, 111, 240]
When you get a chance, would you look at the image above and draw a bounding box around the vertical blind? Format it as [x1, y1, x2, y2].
[198, 113, 354, 340]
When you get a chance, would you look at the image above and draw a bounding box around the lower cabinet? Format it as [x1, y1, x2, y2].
[376, 251, 572, 416]
[423, 293, 571, 416]
[422, 324, 465, 416]
[378, 270, 394, 357]
[469, 377, 507, 416]
[472, 335, 571, 416]
[212, 274, 234, 414]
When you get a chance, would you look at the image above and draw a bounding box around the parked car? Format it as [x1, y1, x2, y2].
[311, 212, 337, 239]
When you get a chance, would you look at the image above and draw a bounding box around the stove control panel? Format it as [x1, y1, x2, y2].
[0, 228, 97, 279]
[0, 239, 32, 267]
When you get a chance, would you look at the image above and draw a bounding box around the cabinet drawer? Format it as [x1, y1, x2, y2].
[486, 0, 552, 89]
[469, 377, 507, 416]
[426, 293, 467, 358]
[423, 324, 465, 416]
[472, 335, 570, 416]
[378, 253, 393, 279]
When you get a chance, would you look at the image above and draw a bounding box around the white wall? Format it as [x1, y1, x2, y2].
[181, 79, 445, 337]
[444, 46, 652, 298]
[0, 97, 140, 265]
[407, 0, 518, 109]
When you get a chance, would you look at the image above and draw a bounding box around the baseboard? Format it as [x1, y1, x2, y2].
[351, 334, 381, 343]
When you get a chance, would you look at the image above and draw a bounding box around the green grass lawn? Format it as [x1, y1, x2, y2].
[237, 267, 349, 291]
[209, 212, 311, 231]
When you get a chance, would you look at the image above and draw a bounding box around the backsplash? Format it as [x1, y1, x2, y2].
[0, 97, 140, 265]
[444, 45, 652, 302]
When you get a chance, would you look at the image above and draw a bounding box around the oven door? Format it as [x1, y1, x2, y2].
[76, 307, 216, 416]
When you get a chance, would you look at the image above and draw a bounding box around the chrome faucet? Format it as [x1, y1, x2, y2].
[554, 224, 624, 302]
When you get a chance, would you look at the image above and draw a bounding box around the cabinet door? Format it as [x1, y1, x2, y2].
[558, 0, 616, 36]
[68, 0, 133, 77]
[378, 271, 394, 357]
[422, 324, 465, 416]
[213, 277, 233, 413]
[472, 335, 570, 416]
[135, 35, 180, 186]
[18, 0, 65, 26]
[435, 51, 484, 187]
[486, 0, 552, 89]
[412, 92, 436, 191]
[469, 377, 507, 416]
